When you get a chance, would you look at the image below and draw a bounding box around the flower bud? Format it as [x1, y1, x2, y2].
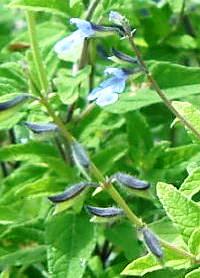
[142, 227, 163, 258]
[71, 141, 90, 168]
[109, 11, 125, 26]
[86, 206, 124, 217]
[112, 48, 138, 64]
[48, 182, 98, 203]
[0, 94, 30, 111]
[24, 122, 58, 134]
[112, 172, 150, 190]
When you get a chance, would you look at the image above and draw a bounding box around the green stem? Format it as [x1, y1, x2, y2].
[26, 10, 196, 263]
[26, 11, 49, 95]
[127, 36, 200, 140]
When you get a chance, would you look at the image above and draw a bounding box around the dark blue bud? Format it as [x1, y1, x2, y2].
[0, 94, 30, 111]
[112, 48, 138, 64]
[86, 206, 124, 217]
[48, 182, 98, 203]
[142, 227, 163, 258]
[112, 172, 150, 190]
[24, 122, 58, 134]
[71, 141, 90, 168]
[91, 23, 124, 36]
[139, 8, 150, 17]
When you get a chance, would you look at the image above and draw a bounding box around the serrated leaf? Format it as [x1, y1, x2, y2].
[46, 212, 96, 278]
[121, 245, 191, 276]
[185, 268, 200, 278]
[180, 167, 200, 198]
[172, 101, 200, 139]
[157, 182, 200, 242]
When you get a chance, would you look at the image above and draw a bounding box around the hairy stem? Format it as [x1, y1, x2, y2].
[127, 36, 200, 140]
[26, 11, 49, 95]
[26, 10, 195, 262]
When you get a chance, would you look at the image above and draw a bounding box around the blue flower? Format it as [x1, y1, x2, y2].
[109, 11, 124, 25]
[88, 67, 129, 107]
[54, 18, 96, 62]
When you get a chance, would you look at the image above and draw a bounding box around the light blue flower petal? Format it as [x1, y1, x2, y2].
[88, 87, 102, 101]
[99, 77, 117, 89]
[96, 91, 119, 107]
[54, 30, 84, 55]
[100, 77, 126, 93]
[113, 78, 126, 93]
[104, 67, 127, 79]
[70, 18, 95, 37]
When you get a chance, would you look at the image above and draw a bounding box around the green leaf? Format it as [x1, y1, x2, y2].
[121, 246, 191, 276]
[126, 111, 153, 167]
[0, 141, 59, 162]
[104, 84, 200, 114]
[149, 217, 186, 248]
[0, 245, 46, 267]
[9, 0, 68, 15]
[105, 61, 200, 113]
[185, 268, 200, 278]
[180, 167, 200, 198]
[172, 101, 200, 138]
[167, 0, 184, 13]
[15, 177, 66, 198]
[54, 66, 91, 104]
[0, 94, 29, 130]
[157, 182, 200, 242]
[188, 228, 200, 256]
[105, 221, 141, 260]
[46, 212, 96, 278]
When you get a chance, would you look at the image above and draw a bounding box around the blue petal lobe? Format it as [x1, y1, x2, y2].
[70, 18, 95, 37]
[54, 30, 84, 55]
[96, 91, 119, 107]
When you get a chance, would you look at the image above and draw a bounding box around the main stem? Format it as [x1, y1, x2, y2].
[128, 36, 200, 140]
[25, 11, 49, 94]
[25, 11, 195, 262]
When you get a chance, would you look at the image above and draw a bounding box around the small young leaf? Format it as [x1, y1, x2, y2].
[180, 167, 200, 198]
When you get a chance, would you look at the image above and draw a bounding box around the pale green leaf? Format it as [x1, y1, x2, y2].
[9, 0, 68, 15]
[172, 101, 200, 138]
[188, 228, 200, 256]
[180, 167, 200, 198]
[121, 246, 191, 276]
[167, 0, 184, 13]
[157, 182, 200, 242]
[185, 268, 200, 278]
